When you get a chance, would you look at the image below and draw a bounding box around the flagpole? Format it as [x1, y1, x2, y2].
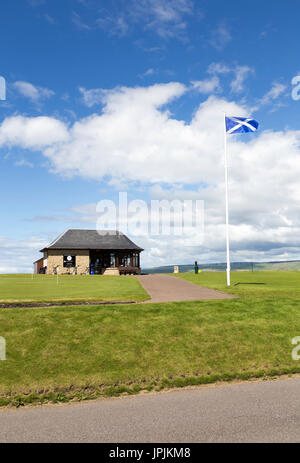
[224, 113, 231, 286]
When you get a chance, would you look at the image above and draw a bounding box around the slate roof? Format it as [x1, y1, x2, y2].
[41, 229, 143, 252]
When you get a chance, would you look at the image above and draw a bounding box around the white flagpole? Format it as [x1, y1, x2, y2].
[224, 113, 231, 286]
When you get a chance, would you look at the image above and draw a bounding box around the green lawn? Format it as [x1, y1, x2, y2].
[1, 271, 300, 407]
[174, 270, 300, 297]
[0, 274, 149, 303]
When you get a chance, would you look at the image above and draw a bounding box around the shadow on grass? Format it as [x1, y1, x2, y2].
[234, 282, 266, 286]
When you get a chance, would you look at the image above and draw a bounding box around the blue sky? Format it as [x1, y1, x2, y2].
[1, 0, 300, 271]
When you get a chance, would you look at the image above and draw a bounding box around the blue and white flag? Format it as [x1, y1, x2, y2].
[225, 116, 259, 134]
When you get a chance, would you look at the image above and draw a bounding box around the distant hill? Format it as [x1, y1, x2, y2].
[142, 260, 300, 274]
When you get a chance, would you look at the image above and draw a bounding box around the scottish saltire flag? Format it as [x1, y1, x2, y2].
[225, 116, 259, 134]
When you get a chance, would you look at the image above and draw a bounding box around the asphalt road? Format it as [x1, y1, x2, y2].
[1, 377, 300, 442]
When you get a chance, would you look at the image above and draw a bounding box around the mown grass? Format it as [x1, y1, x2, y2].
[0, 274, 149, 303]
[1, 271, 300, 407]
[175, 270, 300, 297]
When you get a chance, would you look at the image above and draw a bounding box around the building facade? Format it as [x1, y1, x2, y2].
[36, 229, 143, 275]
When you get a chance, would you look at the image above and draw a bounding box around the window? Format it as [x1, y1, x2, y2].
[133, 253, 139, 267]
[63, 255, 76, 267]
[120, 255, 131, 266]
[110, 253, 115, 267]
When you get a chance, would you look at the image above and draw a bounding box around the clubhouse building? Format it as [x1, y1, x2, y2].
[34, 229, 143, 275]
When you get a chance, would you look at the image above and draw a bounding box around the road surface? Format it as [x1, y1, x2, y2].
[1, 377, 300, 442]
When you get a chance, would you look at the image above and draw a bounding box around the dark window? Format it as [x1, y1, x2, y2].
[133, 253, 139, 267]
[120, 254, 130, 266]
[110, 253, 115, 267]
[63, 255, 76, 267]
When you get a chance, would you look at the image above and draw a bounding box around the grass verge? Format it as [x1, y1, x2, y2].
[2, 368, 300, 408]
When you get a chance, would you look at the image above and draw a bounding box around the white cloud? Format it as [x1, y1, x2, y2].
[191, 76, 220, 94]
[259, 82, 287, 106]
[209, 25, 231, 51]
[0, 115, 69, 148]
[0, 236, 48, 274]
[206, 62, 254, 94]
[135, 0, 194, 38]
[2, 82, 300, 264]
[230, 65, 254, 93]
[96, 14, 129, 36]
[207, 62, 231, 75]
[13, 81, 55, 103]
[138, 68, 157, 79]
[94, 0, 195, 40]
[14, 159, 34, 168]
[79, 87, 105, 107]
[72, 11, 92, 30]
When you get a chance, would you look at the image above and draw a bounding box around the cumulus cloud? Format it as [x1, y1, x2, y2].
[191, 76, 220, 94]
[1, 82, 300, 264]
[0, 116, 69, 149]
[13, 81, 55, 103]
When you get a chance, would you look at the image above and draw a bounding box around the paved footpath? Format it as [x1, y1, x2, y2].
[1, 377, 300, 442]
[137, 274, 235, 302]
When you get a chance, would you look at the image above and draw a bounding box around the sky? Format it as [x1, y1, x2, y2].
[1, 0, 300, 272]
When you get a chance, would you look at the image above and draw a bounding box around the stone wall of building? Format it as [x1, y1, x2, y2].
[47, 249, 90, 275]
